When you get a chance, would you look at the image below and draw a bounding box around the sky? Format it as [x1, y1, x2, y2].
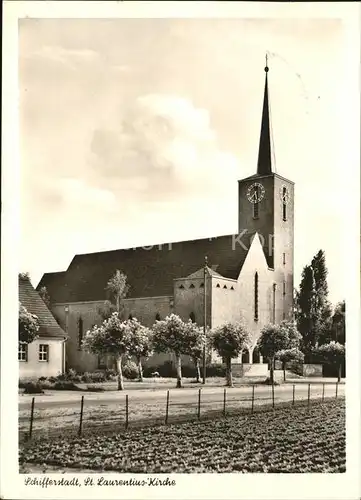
[19, 16, 352, 304]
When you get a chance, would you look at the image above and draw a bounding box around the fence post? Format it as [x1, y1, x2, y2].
[197, 389, 201, 420]
[251, 386, 255, 414]
[78, 395, 84, 436]
[165, 390, 170, 424]
[271, 382, 275, 409]
[125, 394, 129, 430]
[307, 383, 311, 407]
[322, 383, 325, 402]
[292, 385, 295, 406]
[335, 382, 338, 399]
[29, 397, 35, 440]
[223, 388, 226, 417]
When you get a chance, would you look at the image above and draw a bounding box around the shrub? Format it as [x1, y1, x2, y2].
[122, 360, 138, 380]
[23, 382, 44, 394]
[48, 376, 57, 383]
[205, 364, 226, 377]
[104, 368, 117, 380]
[80, 371, 107, 383]
[143, 361, 176, 378]
[53, 381, 82, 391]
[38, 376, 47, 382]
[85, 385, 105, 392]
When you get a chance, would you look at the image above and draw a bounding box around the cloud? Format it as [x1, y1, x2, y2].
[89, 94, 240, 203]
[25, 45, 100, 70]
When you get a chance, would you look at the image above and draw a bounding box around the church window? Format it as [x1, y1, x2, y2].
[283, 281, 286, 296]
[282, 187, 287, 221]
[230, 286, 234, 290]
[253, 185, 260, 219]
[223, 285, 227, 289]
[189, 312, 196, 323]
[283, 312, 286, 320]
[128, 313, 133, 320]
[179, 284, 185, 289]
[190, 283, 195, 289]
[272, 284, 276, 324]
[283, 253, 286, 265]
[78, 316, 83, 350]
[216, 283, 220, 288]
[155, 313, 161, 321]
[254, 272, 259, 321]
[200, 283, 204, 288]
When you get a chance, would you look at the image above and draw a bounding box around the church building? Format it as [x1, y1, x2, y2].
[37, 64, 294, 374]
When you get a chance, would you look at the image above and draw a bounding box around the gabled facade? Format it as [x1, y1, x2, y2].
[19, 275, 67, 378]
[37, 63, 294, 373]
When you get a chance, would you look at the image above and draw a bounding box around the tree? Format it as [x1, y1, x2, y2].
[258, 321, 302, 384]
[38, 286, 51, 308]
[330, 301, 345, 345]
[152, 314, 203, 388]
[185, 322, 206, 383]
[295, 265, 318, 352]
[19, 303, 39, 344]
[295, 251, 333, 352]
[127, 318, 152, 382]
[82, 313, 132, 390]
[211, 322, 251, 387]
[275, 348, 304, 381]
[106, 270, 129, 315]
[313, 341, 345, 382]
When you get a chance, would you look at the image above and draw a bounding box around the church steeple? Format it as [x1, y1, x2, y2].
[257, 58, 273, 175]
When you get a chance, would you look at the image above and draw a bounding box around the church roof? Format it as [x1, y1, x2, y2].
[183, 266, 225, 280]
[19, 275, 67, 339]
[37, 234, 249, 303]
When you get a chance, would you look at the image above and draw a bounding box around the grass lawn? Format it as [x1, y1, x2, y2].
[19, 399, 345, 473]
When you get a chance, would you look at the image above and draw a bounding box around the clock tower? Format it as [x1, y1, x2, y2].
[238, 61, 294, 323]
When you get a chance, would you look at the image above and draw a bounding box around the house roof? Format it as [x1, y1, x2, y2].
[19, 275, 67, 339]
[37, 233, 249, 303]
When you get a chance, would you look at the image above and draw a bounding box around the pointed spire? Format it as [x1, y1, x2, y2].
[257, 56, 273, 175]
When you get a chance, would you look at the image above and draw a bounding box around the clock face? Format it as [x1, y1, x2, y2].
[280, 185, 291, 204]
[247, 182, 265, 204]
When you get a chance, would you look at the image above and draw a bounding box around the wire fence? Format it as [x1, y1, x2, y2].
[19, 382, 344, 443]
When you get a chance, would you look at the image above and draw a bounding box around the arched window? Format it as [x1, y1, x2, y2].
[254, 272, 259, 321]
[155, 313, 161, 321]
[189, 312, 196, 323]
[253, 186, 259, 219]
[282, 187, 287, 221]
[272, 284, 276, 324]
[77, 316, 83, 350]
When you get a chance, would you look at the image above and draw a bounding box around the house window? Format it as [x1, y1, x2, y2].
[254, 272, 259, 321]
[189, 312, 196, 323]
[18, 343, 28, 362]
[78, 316, 83, 350]
[282, 187, 287, 221]
[39, 344, 49, 362]
[283, 253, 286, 265]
